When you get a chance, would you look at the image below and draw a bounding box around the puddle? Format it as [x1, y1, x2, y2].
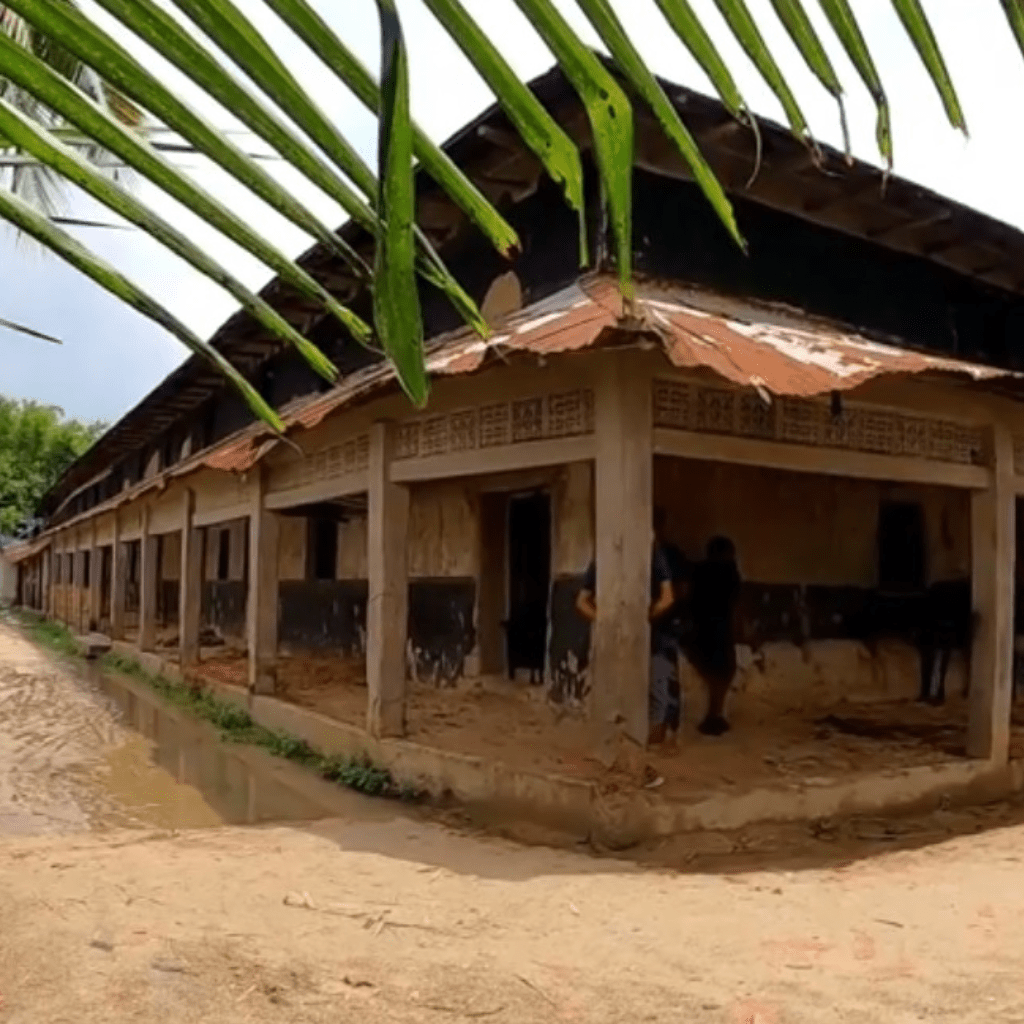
[0, 624, 383, 838]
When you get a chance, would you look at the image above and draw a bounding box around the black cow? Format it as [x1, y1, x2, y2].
[917, 579, 977, 705]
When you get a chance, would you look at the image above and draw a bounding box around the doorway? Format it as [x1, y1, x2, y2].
[506, 492, 552, 683]
[478, 489, 552, 682]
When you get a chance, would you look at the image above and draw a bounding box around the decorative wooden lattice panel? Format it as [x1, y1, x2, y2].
[393, 389, 595, 462]
[653, 379, 984, 466]
[271, 433, 370, 492]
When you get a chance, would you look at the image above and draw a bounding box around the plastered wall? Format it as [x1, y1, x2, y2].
[653, 457, 971, 586]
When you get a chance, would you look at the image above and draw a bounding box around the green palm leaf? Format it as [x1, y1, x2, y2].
[890, 0, 967, 133]
[374, 0, 425, 406]
[0, 28, 372, 352]
[514, 0, 635, 295]
[421, 0, 588, 265]
[767, 0, 849, 152]
[1, 0, 369, 294]
[262, 0, 519, 259]
[816, 0, 893, 165]
[0, 181, 282, 431]
[0, 90, 339, 382]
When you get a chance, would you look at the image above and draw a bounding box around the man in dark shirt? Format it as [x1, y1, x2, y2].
[576, 538, 678, 747]
[687, 535, 742, 736]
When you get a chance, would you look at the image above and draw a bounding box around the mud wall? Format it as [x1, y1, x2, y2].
[273, 484, 479, 679]
[201, 519, 247, 640]
[653, 457, 973, 708]
[549, 462, 595, 706]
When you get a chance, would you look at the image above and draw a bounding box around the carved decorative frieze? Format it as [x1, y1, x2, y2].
[654, 380, 984, 466]
[393, 389, 595, 462]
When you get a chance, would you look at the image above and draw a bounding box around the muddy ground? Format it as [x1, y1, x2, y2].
[2, 620, 1024, 1022]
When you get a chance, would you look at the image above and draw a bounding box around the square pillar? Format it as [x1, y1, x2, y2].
[247, 469, 279, 694]
[366, 421, 410, 738]
[110, 511, 126, 640]
[59, 535, 69, 625]
[139, 506, 158, 652]
[179, 489, 203, 669]
[590, 353, 654, 754]
[43, 546, 52, 618]
[89, 521, 101, 633]
[74, 538, 86, 634]
[77, 532, 89, 635]
[968, 423, 1016, 762]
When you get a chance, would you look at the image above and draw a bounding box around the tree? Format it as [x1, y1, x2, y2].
[0, 0, 1019, 421]
[0, 398, 105, 534]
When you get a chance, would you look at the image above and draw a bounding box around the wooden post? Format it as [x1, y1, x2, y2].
[968, 423, 1016, 762]
[366, 421, 410, 738]
[43, 545, 52, 618]
[59, 534, 69, 625]
[139, 506, 158, 652]
[179, 489, 203, 669]
[590, 353, 654, 756]
[247, 469, 279, 694]
[110, 511, 126, 640]
[89, 519, 101, 634]
[77, 529, 89, 635]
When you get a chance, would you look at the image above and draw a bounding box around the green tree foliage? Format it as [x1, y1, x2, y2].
[0, 397, 105, 533]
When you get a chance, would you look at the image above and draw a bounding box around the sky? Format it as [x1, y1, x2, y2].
[2, 0, 1024, 425]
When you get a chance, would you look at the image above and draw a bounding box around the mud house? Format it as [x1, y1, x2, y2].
[11, 66, 1024, 823]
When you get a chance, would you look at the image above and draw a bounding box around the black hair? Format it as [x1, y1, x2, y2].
[706, 535, 735, 561]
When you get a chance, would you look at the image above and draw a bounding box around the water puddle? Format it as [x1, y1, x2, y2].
[0, 623, 380, 838]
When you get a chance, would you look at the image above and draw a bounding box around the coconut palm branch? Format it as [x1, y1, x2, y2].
[0, 0, 1009, 414]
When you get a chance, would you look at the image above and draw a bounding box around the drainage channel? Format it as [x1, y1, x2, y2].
[0, 623, 391, 838]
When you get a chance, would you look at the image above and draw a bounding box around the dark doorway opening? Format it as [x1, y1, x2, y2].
[505, 492, 551, 684]
[216, 528, 231, 581]
[878, 501, 926, 593]
[307, 516, 338, 581]
[101, 546, 113, 622]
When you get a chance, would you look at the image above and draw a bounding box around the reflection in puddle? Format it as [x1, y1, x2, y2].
[0, 624, 366, 838]
[92, 666, 337, 830]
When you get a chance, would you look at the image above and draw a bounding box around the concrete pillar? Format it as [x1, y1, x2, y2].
[77, 530, 89, 635]
[968, 423, 1016, 762]
[247, 469, 279, 694]
[89, 520, 101, 633]
[139, 506, 158, 652]
[43, 546, 52, 617]
[73, 535, 84, 634]
[110, 510, 126, 641]
[58, 534, 69, 625]
[366, 421, 410, 738]
[590, 353, 653, 757]
[179, 489, 203, 668]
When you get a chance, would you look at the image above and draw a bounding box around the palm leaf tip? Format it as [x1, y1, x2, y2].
[891, 0, 967, 135]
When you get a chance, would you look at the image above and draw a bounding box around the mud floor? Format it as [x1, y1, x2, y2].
[190, 651, 1024, 802]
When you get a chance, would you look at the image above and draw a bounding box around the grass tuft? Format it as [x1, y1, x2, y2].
[9, 614, 421, 803]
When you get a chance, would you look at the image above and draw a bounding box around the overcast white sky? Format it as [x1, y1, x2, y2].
[1, 0, 1022, 424]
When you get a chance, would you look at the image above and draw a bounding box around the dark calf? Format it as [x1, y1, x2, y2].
[503, 600, 548, 685]
[918, 579, 977, 705]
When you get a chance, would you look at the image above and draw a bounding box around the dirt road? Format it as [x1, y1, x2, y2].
[2, 621, 1024, 1023]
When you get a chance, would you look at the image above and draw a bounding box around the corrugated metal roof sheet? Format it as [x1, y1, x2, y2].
[198, 274, 1024, 476]
[25, 274, 1024, 549]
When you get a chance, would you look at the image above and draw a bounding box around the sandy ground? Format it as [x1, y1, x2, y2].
[193, 651, 1024, 801]
[6, 621, 1024, 1022]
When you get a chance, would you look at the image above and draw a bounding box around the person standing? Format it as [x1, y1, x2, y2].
[687, 535, 742, 736]
[576, 529, 678, 747]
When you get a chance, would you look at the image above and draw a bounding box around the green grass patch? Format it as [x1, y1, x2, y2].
[13, 613, 81, 660]
[99, 651, 411, 802]
[7, 616, 417, 804]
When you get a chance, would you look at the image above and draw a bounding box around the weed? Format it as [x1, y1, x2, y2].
[91, 650, 419, 803]
[15, 614, 80, 660]
[12, 615, 425, 803]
